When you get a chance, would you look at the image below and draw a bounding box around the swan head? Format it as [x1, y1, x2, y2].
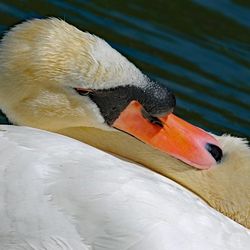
[0, 18, 221, 169]
[0, 18, 176, 131]
[1, 18, 249, 228]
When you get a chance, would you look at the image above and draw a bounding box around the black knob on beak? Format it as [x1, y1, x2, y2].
[142, 81, 176, 117]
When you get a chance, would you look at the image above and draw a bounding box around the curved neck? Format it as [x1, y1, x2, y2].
[57, 126, 250, 229]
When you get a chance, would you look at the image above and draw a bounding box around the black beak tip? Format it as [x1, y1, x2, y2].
[206, 143, 223, 163]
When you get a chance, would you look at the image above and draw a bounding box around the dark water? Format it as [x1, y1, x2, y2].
[0, 0, 249, 140]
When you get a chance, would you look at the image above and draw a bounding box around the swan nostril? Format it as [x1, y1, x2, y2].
[206, 143, 223, 163]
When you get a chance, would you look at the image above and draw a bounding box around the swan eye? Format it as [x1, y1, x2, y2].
[141, 109, 163, 127]
[74, 88, 94, 96]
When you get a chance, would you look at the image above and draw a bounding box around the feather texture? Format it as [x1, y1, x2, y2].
[0, 125, 249, 250]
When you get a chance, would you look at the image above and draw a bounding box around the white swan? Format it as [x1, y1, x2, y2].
[0, 18, 250, 249]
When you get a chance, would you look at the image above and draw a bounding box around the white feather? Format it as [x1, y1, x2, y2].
[1, 125, 249, 250]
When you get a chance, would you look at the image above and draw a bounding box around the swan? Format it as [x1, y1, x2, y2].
[0, 18, 250, 248]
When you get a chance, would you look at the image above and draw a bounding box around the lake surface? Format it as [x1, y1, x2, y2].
[0, 0, 249, 140]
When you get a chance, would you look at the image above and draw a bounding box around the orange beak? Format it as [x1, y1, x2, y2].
[113, 101, 222, 170]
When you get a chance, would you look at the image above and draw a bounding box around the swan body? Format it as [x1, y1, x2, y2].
[1, 125, 250, 250]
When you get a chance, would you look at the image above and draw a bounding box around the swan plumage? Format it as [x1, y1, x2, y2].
[1, 125, 250, 249]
